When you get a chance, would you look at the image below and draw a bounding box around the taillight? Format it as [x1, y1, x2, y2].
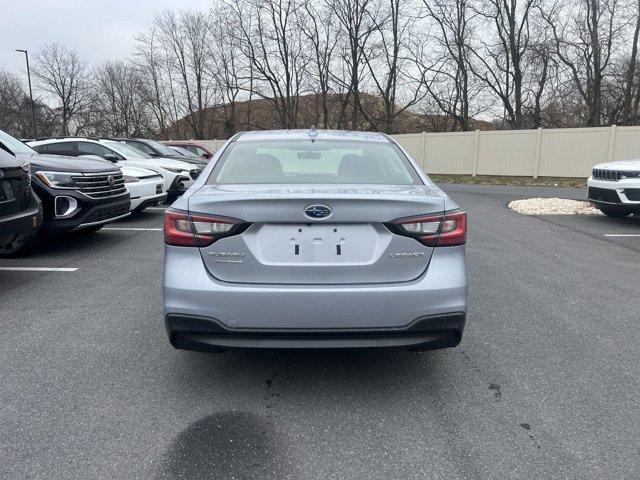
[388, 210, 467, 247]
[164, 208, 248, 247]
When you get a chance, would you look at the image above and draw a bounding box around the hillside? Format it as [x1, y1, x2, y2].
[167, 93, 494, 139]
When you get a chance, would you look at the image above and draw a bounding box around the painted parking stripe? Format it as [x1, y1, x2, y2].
[145, 207, 167, 211]
[603, 234, 640, 237]
[0, 267, 78, 272]
[103, 227, 162, 231]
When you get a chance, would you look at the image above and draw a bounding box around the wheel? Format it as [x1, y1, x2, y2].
[599, 207, 630, 218]
[0, 234, 38, 257]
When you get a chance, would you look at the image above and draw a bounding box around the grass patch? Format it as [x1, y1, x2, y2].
[430, 174, 587, 188]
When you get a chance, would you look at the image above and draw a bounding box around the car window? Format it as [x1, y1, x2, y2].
[103, 140, 152, 159]
[184, 145, 199, 155]
[0, 129, 37, 155]
[41, 142, 77, 156]
[209, 140, 421, 185]
[195, 147, 208, 156]
[78, 141, 119, 159]
[125, 141, 155, 155]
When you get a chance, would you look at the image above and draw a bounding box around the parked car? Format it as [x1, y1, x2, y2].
[167, 145, 201, 158]
[0, 129, 130, 241]
[163, 140, 215, 160]
[588, 160, 640, 217]
[78, 158, 166, 213]
[163, 129, 468, 352]
[0, 145, 42, 256]
[28, 138, 199, 201]
[106, 138, 208, 166]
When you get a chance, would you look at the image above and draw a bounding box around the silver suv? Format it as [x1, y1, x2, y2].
[163, 129, 468, 351]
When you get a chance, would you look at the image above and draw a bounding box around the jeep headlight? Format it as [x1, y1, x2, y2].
[621, 171, 640, 179]
[35, 171, 79, 189]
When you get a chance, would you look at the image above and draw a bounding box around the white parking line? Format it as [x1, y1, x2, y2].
[145, 207, 167, 211]
[0, 267, 78, 272]
[604, 234, 640, 237]
[103, 227, 162, 231]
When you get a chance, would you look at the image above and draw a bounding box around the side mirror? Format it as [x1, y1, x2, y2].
[103, 154, 120, 163]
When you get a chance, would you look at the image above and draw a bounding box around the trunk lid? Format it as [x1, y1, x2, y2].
[190, 184, 446, 285]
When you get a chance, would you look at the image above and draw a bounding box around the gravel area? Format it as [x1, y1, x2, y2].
[508, 197, 602, 215]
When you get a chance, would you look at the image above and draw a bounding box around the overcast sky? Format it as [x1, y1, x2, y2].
[2, 0, 209, 81]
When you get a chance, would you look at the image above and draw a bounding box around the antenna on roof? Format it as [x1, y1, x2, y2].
[308, 125, 317, 142]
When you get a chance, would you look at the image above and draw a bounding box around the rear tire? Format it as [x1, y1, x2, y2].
[599, 207, 630, 218]
[0, 234, 38, 257]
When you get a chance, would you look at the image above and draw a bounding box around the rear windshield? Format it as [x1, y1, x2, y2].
[208, 139, 421, 185]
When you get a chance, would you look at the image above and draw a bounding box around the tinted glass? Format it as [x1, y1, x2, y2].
[103, 140, 152, 159]
[0, 130, 37, 155]
[125, 140, 155, 155]
[135, 139, 178, 157]
[42, 142, 77, 155]
[78, 142, 119, 159]
[208, 140, 421, 185]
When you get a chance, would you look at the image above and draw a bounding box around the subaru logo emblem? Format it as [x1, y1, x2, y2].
[304, 204, 332, 219]
[107, 175, 115, 187]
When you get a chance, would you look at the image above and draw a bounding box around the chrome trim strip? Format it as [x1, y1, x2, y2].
[69, 212, 131, 231]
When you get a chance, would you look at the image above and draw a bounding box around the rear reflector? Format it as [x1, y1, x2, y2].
[389, 210, 467, 247]
[164, 209, 248, 247]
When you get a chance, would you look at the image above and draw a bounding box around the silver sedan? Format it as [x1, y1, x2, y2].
[163, 129, 468, 351]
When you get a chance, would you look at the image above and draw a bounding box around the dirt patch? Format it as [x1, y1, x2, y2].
[431, 174, 587, 188]
[508, 198, 602, 215]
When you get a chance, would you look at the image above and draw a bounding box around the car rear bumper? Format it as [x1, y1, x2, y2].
[163, 244, 468, 349]
[166, 312, 465, 351]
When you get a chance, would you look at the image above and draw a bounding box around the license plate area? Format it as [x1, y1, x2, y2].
[250, 223, 388, 265]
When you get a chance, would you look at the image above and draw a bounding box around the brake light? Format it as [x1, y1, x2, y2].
[390, 210, 467, 247]
[164, 209, 247, 247]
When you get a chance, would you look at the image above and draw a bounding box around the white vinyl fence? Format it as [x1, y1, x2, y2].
[202, 125, 640, 178]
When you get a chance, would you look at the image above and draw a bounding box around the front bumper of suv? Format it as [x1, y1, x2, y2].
[163, 245, 468, 351]
[587, 177, 640, 212]
[33, 180, 131, 233]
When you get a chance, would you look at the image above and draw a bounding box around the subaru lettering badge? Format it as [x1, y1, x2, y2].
[304, 204, 332, 219]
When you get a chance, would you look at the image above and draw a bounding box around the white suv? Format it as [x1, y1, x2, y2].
[28, 138, 200, 200]
[587, 160, 640, 217]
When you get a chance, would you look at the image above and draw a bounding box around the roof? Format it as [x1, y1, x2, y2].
[235, 129, 391, 143]
[28, 137, 98, 146]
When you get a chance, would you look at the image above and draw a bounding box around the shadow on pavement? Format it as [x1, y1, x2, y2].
[156, 410, 293, 479]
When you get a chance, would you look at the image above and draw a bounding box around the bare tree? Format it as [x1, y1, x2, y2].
[360, 0, 427, 132]
[227, 0, 308, 129]
[468, 0, 542, 129]
[151, 11, 215, 139]
[92, 61, 149, 136]
[297, 0, 339, 128]
[325, 0, 382, 129]
[542, 0, 625, 126]
[417, 0, 478, 131]
[620, 0, 640, 124]
[32, 43, 89, 135]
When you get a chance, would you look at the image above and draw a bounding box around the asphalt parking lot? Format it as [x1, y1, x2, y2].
[1, 184, 639, 479]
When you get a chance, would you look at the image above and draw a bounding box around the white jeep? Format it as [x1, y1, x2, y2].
[587, 160, 640, 217]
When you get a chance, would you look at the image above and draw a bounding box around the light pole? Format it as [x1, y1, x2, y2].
[15, 49, 37, 139]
